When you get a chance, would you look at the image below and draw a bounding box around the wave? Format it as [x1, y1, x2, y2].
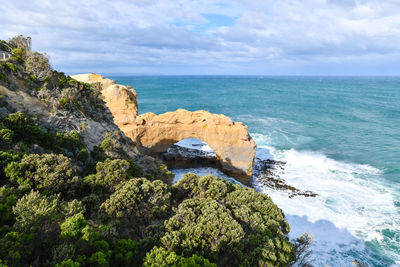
[174, 137, 215, 153]
[253, 143, 399, 266]
[170, 135, 400, 266]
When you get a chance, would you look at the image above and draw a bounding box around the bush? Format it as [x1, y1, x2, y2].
[0, 150, 23, 180]
[77, 148, 89, 162]
[55, 259, 81, 267]
[59, 98, 69, 109]
[59, 213, 88, 239]
[111, 239, 139, 266]
[0, 129, 13, 147]
[5, 63, 17, 72]
[0, 72, 8, 83]
[99, 178, 170, 236]
[5, 153, 79, 193]
[0, 186, 18, 236]
[97, 131, 127, 159]
[84, 159, 132, 193]
[162, 197, 244, 260]
[55, 131, 84, 153]
[170, 174, 295, 266]
[12, 190, 60, 230]
[143, 246, 217, 267]
[2, 112, 52, 147]
[10, 48, 25, 62]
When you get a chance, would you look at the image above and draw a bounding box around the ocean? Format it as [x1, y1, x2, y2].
[110, 75, 400, 266]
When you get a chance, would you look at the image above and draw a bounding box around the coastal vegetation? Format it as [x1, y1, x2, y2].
[0, 36, 311, 266]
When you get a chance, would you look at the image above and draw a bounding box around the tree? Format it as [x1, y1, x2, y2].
[25, 51, 51, 80]
[8, 35, 31, 51]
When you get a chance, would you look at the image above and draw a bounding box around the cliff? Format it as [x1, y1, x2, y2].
[72, 74, 257, 184]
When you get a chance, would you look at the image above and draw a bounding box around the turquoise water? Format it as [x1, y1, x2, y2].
[111, 75, 400, 266]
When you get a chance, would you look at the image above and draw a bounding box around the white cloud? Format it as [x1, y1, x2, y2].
[1, 0, 400, 74]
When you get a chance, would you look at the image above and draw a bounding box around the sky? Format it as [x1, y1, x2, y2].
[1, 0, 400, 75]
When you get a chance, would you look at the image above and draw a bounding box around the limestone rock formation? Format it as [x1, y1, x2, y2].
[71, 73, 138, 125]
[72, 74, 257, 185]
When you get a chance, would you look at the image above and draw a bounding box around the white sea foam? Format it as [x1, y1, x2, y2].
[174, 137, 215, 153]
[253, 142, 399, 265]
[170, 133, 400, 265]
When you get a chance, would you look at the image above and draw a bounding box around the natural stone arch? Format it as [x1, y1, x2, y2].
[125, 109, 256, 185]
[72, 74, 257, 185]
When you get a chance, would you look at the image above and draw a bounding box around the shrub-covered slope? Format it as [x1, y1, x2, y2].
[0, 36, 310, 267]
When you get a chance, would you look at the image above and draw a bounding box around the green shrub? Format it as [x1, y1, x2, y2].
[12, 190, 60, 230]
[88, 251, 110, 267]
[170, 174, 295, 266]
[0, 72, 8, 83]
[5, 153, 79, 193]
[143, 246, 217, 267]
[0, 129, 13, 147]
[56, 72, 69, 89]
[84, 159, 132, 192]
[0, 150, 23, 180]
[162, 197, 244, 260]
[0, 186, 18, 236]
[97, 131, 127, 159]
[10, 48, 25, 62]
[55, 259, 81, 267]
[5, 63, 17, 72]
[2, 112, 52, 147]
[77, 148, 89, 162]
[56, 131, 84, 153]
[59, 98, 69, 109]
[111, 239, 139, 266]
[99, 178, 171, 236]
[60, 213, 88, 239]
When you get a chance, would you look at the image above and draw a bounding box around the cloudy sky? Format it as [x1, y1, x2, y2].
[1, 0, 400, 75]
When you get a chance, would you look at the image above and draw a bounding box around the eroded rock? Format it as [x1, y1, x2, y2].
[72, 74, 257, 185]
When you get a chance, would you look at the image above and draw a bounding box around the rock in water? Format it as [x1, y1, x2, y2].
[72, 74, 257, 185]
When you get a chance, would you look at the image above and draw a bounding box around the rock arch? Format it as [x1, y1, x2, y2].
[128, 109, 256, 184]
[72, 74, 257, 185]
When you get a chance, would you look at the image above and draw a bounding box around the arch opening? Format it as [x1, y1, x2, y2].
[159, 137, 221, 174]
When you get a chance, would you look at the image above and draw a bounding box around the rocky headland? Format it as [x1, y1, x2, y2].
[72, 73, 317, 196]
[72, 73, 257, 185]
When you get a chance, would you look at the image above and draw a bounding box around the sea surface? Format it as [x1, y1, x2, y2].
[110, 75, 400, 266]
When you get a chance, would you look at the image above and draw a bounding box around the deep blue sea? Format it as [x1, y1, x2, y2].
[110, 75, 400, 266]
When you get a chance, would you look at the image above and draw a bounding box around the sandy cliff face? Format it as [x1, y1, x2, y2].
[72, 74, 256, 184]
[71, 74, 138, 125]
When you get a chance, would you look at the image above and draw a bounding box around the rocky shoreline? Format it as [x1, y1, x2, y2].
[161, 143, 318, 198]
[253, 157, 317, 198]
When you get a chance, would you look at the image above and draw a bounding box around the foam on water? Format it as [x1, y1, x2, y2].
[113, 75, 400, 266]
[252, 134, 400, 266]
[174, 138, 215, 153]
[171, 136, 400, 266]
